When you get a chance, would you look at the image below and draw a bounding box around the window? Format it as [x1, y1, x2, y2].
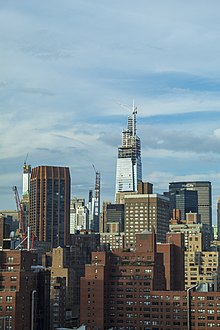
[6, 306, 13, 311]
[10, 286, 16, 291]
[6, 297, 12, 302]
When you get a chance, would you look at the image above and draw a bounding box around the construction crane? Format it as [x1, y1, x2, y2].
[12, 186, 25, 235]
[12, 186, 34, 250]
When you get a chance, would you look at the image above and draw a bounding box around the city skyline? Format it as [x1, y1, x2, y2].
[2, 1, 220, 222]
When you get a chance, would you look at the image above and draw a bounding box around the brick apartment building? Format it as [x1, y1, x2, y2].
[0, 249, 49, 330]
[47, 231, 100, 329]
[80, 230, 220, 329]
[80, 231, 184, 329]
[170, 212, 220, 290]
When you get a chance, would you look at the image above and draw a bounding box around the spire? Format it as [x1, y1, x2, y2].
[127, 101, 137, 137]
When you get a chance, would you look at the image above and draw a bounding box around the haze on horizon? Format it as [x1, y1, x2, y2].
[1, 1, 220, 223]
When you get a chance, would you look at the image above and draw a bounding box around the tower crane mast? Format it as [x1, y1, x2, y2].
[12, 185, 25, 234]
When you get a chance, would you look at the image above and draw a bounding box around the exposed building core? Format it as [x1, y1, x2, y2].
[22, 161, 31, 197]
[21, 161, 31, 235]
[115, 103, 142, 197]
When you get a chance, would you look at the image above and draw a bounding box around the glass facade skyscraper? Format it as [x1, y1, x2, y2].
[115, 104, 142, 196]
[168, 189, 198, 220]
[169, 181, 212, 229]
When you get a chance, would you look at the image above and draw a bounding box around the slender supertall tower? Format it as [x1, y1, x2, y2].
[115, 102, 142, 197]
[88, 166, 101, 232]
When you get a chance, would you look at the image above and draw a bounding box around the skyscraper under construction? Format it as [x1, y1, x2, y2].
[115, 103, 142, 197]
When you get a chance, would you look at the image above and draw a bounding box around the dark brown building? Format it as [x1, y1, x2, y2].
[29, 166, 71, 248]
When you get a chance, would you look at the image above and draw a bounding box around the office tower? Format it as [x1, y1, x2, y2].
[169, 181, 212, 229]
[100, 202, 125, 250]
[124, 193, 170, 248]
[115, 103, 142, 197]
[70, 198, 89, 234]
[103, 203, 124, 233]
[168, 189, 198, 220]
[80, 231, 185, 329]
[29, 166, 71, 248]
[217, 198, 220, 241]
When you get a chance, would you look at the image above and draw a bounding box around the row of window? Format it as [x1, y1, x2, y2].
[0, 297, 13, 302]
[0, 277, 16, 282]
[0, 306, 13, 311]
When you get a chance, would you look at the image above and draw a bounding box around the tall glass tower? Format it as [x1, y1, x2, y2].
[115, 103, 142, 196]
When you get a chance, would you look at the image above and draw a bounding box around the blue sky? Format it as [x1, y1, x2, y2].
[1, 1, 220, 223]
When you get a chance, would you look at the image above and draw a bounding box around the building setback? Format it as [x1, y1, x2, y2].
[29, 166, 71, 248]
